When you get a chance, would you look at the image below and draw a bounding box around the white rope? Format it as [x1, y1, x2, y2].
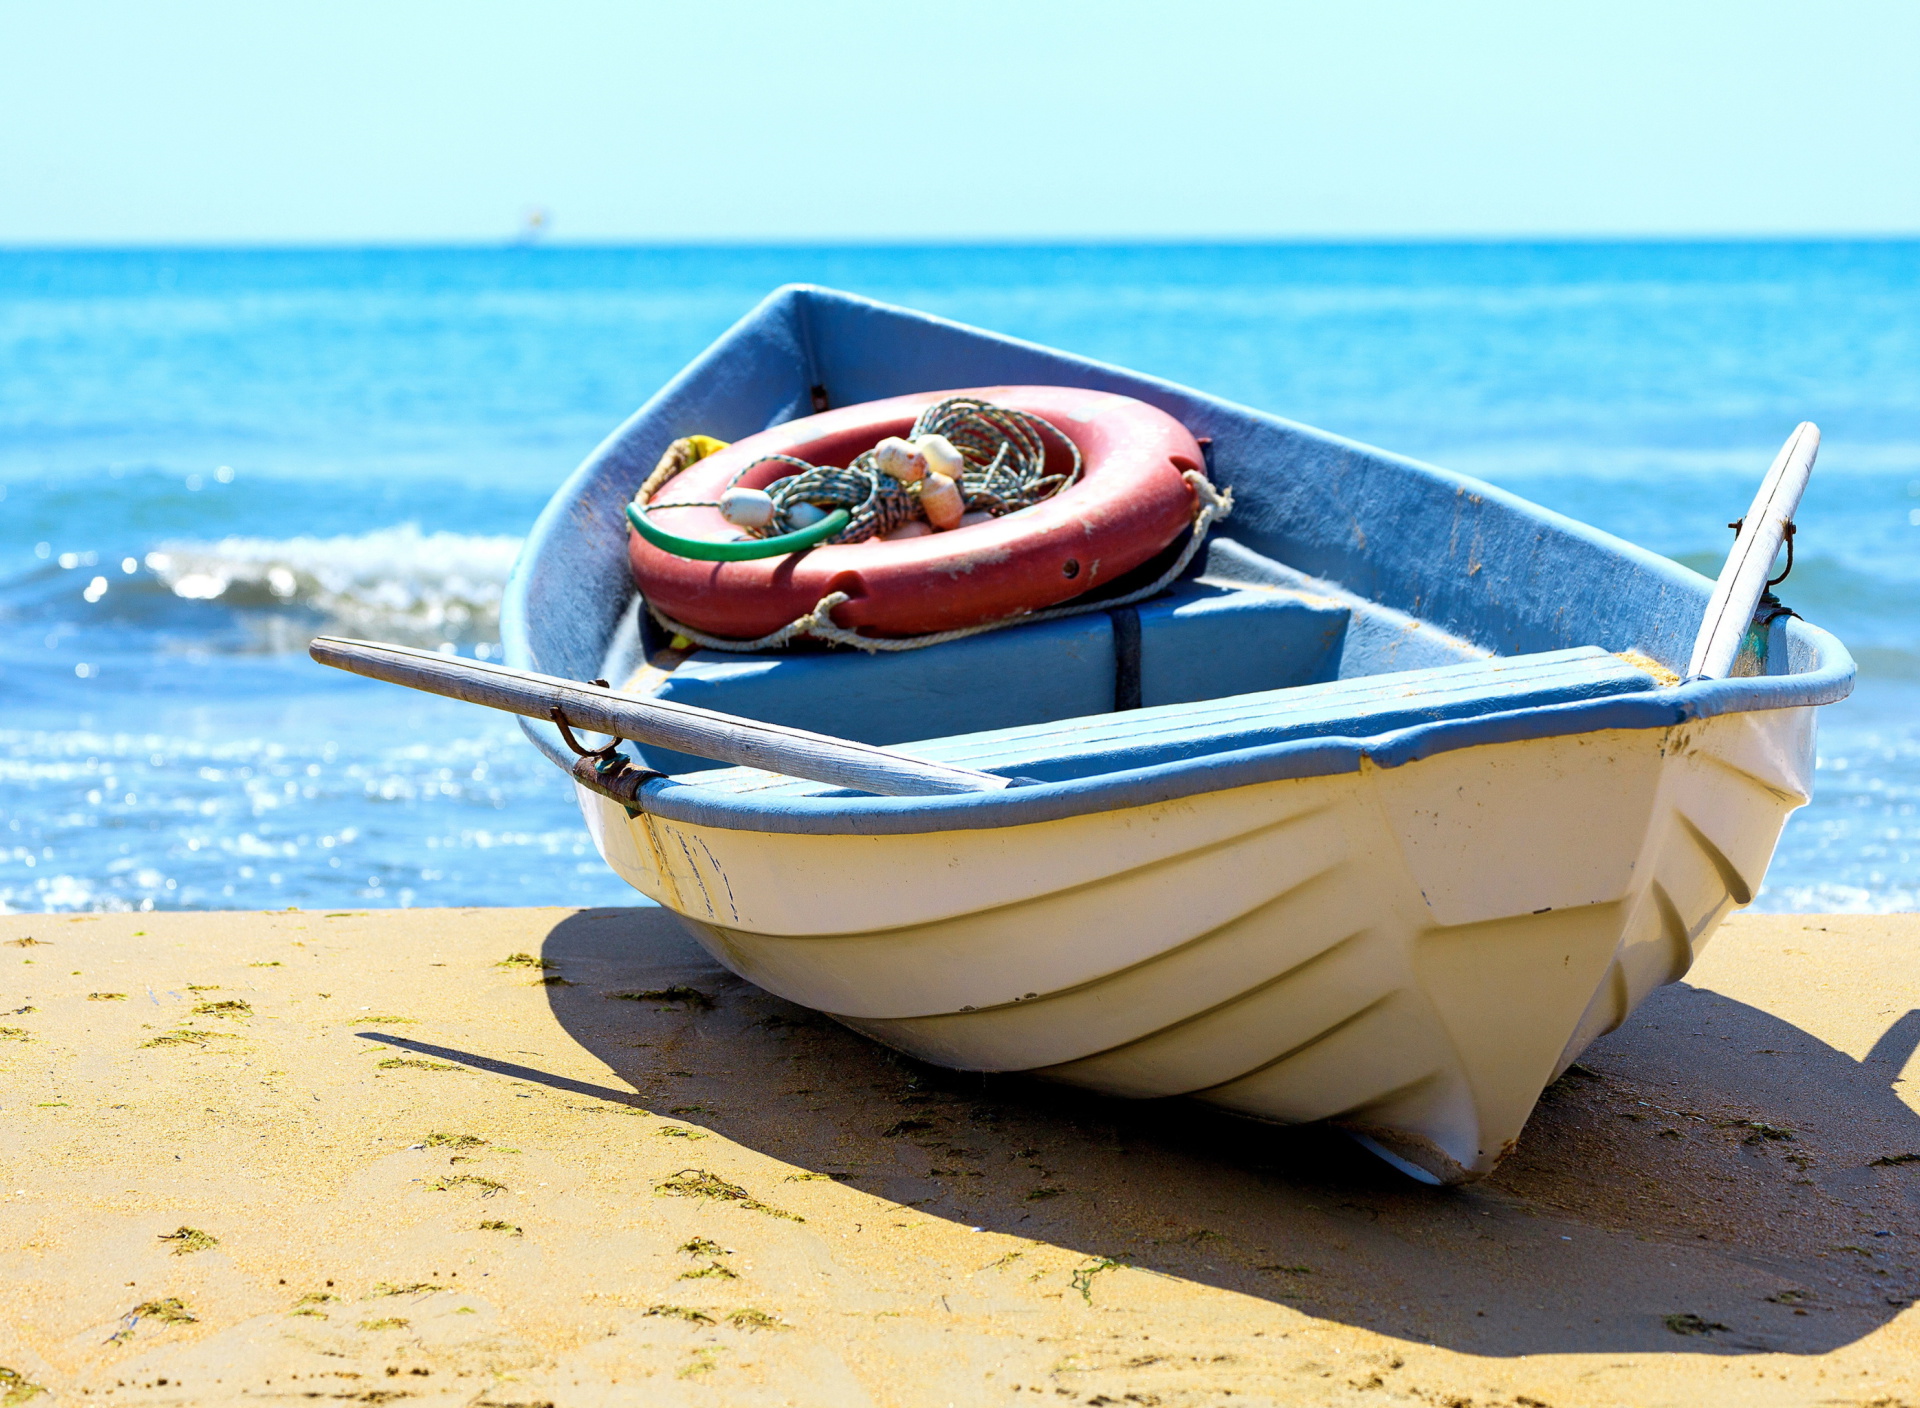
[648, 472, 1233, 656]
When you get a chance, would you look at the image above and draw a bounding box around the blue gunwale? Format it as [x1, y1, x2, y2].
[501, 284, 1855, 839]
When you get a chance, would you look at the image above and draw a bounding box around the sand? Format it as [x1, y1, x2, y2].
[0, 906, 1916, 1407]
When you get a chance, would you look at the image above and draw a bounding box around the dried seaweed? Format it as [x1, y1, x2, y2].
[192, 999, 251, 1018]
[0, 1365, 47, 1406]
[1071, 1256, 1126, 1303]
[646, 1304, 714, 1324]
[140, 1028, 231, 1047]
[727, 1308, 787, 1331]
[130, 1297, 196, 1326]
[158, 1226, 218, 1255]
[427, 1174, 505, 1195]
[1665, 1312, 1729, 1335]
[655, 1168, 802, 1222]
[608, 985, 714, 1010]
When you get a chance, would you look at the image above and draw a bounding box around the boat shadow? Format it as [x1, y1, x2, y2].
[521, 905, 1920, 1357]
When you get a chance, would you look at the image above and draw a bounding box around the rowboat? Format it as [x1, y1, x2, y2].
[316, 285, 1853, 1184]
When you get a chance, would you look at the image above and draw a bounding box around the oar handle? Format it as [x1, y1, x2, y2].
[1686, 422, 1819, 681]
[308, 636, 1013, 798]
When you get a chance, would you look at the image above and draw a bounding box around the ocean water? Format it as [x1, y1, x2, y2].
[1, 244, 1915, 913]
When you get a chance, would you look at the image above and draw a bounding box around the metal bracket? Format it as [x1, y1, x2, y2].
[1729, 517, 1796, 588]
[552, 696, 660, 814]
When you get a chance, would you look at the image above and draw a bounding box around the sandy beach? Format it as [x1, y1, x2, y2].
[0, 905, 1915, 1406]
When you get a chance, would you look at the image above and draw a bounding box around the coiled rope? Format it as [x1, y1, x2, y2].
[647, 471, 1233, 654]
[643, 396, 1082, 544]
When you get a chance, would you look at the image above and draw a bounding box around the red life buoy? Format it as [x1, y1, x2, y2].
[628, 385, 1204, 640]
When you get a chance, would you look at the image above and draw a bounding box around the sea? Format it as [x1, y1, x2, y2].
[1, 243, 1915, 914]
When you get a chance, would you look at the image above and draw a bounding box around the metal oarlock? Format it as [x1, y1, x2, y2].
[551, 699, 659, 813]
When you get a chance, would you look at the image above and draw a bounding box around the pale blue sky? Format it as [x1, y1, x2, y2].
[3, 0, 1918, 244]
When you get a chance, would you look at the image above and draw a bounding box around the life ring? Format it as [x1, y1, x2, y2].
[627, 385, 1205, 640]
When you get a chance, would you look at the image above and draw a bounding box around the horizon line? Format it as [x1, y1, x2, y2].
[4, 232, 1920, 255]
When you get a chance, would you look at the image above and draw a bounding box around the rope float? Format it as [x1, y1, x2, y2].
[624, 386, 1215, 645]
[647, 471, 1232, 654]
[627, 395, 1082, 560]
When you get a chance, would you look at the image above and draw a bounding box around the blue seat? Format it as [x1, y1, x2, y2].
[684, 646, 1662, 796]
[626, 576, 1352, 775]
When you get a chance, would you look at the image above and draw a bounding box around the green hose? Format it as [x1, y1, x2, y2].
[626, 502, 851, 562]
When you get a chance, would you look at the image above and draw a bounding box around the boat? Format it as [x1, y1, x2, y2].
[313, 286, 1854, 1184]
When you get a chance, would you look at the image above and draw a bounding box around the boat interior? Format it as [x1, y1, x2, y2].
[509, 284, 1827, 795]
[602, 533, 1668, 791]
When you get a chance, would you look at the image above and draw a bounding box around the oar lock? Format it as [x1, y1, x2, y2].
[550, 688, 658, 814]
[1728, 517, 1796, 590]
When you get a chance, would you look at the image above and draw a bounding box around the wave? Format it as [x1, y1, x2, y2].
[142, 524, 524, 646]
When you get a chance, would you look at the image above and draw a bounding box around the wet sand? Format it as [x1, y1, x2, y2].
[0, 906, 1915, 1406]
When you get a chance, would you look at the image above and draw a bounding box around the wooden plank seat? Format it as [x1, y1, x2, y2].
[681, 646, 1664, 797]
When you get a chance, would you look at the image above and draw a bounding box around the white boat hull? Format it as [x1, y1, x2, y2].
[576, 705, 1815, 1183]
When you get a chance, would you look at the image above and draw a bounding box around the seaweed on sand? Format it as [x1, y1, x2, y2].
[646, 1304, 714, 1324]
[678, 1349, 720, 1379]
[109, 1297, 196, 1343]
[655, 1169, 802, 1222]
[192, 999, 251, 1018]
[1665, 1312, 1730, 1335]
[727, 1308, 786, 1331]
[140, 1028, 232, 1047]
[158, 1226, 218, 1254]
[0, 1365, 46, 1406]
[427, 1174, 505, 1195]
[1070, 1257, 1126, 1304]
[608, 985, 715, 1010]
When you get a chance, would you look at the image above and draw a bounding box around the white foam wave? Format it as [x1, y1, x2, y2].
[145, 525, 523, 644]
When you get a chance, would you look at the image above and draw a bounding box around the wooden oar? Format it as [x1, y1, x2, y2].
[1686, 422, 1819, 681]
[308, 636, 1014, 798]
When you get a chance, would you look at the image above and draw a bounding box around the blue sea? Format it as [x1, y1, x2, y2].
[1, 244, 1915, 913]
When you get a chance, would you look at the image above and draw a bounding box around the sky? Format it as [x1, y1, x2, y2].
[2, 0, 1919, 244]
